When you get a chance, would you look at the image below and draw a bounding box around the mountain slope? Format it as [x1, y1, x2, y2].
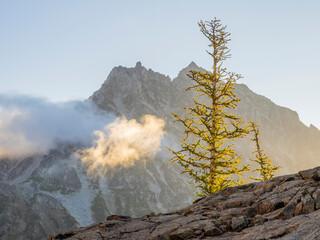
[1, 62, 320, 239]
[90, 61, 320, 175]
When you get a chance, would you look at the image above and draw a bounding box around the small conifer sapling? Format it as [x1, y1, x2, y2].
[249, 121, 280, 181]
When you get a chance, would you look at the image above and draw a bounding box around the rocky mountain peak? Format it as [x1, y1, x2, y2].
[135, 61, 142, 68]
[186, 61, 198, 69]
[90, 62, 320, 175]
[89, 62, 172, 118]
[172, 62, 207, 88]
[176, 61, 202, 77]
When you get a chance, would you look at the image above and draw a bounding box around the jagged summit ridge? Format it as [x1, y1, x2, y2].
[97, 61, 169, 87]
[90, 62, 172, 118]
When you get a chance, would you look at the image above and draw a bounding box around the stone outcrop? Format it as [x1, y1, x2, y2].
[50, 166, 320, 239]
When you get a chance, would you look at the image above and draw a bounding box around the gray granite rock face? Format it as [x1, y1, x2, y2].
[90, 61, 320, 176]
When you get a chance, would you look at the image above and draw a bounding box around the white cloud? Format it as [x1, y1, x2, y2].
[79, 115, 165, 176]
[0, 94, 112, 159]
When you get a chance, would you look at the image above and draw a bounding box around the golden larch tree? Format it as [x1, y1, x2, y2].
[168, 19, 249, 197]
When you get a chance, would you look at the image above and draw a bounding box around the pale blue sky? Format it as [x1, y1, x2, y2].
[1, 0, 320, 128]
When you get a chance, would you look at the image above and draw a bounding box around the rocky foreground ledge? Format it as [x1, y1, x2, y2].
[49, 166, 320, 240]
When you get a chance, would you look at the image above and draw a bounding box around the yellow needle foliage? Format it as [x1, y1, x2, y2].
[249, 121, 280, 181]
[167, 19, 250, 197]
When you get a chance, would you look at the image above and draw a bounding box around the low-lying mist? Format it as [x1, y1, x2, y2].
[0, 94, 166, 175]
[0, 94, 112, 159]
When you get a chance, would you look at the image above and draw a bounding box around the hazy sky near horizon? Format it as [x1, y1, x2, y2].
[1, 0, 320, 128]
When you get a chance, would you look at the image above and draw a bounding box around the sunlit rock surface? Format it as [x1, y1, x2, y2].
[50, 166, 320, 239]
